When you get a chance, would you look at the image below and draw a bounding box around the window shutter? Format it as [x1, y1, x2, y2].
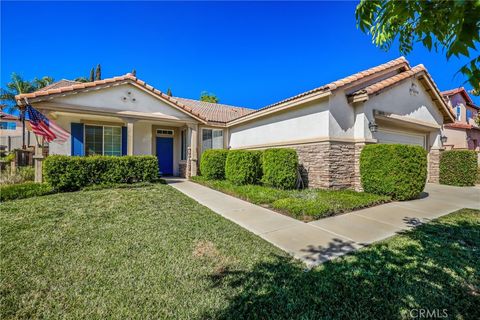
[71, 123, 84, 156]
[122, 126, 127, 155]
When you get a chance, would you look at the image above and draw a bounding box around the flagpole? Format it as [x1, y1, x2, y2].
[21, 106, 26, 150]
[22, 98, 29, 150]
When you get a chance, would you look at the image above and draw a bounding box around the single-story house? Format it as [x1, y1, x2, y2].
[15, 57, 455, 189]
[441, 87, 480, 150]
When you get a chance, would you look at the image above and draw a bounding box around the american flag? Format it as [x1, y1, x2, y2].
[26, 105, 69, 143]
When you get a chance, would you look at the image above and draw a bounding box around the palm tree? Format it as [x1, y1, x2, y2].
[0, 73, 36, 113]
[0, 73, 54, 148]
[33, 76, 54, 89]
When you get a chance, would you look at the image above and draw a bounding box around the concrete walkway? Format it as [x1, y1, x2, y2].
[166, 178, 480, 267]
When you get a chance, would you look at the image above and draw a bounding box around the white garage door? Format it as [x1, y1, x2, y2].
[375, 129, 426, 148]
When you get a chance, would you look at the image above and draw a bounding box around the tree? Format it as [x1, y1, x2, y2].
[89, 67, 95, 82]
[33, 76, 54, 89]
[131, 69, 137, 77]
[356, 0, 480, 91]
[166, 88, 172, 97]
[74, 77, 89, 83]
[200, 91, 219, 103]
[0, 73, 54, 113]
[95, 64, 101, 81]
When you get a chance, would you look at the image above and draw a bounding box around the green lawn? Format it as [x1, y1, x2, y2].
[1, 185, 479, 319]
[191, 176, 390, 220]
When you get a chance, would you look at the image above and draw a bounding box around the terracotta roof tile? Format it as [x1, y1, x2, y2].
[0, 111, 19, 121]
[445, 122, 478, 130]
[232, 57, 410, 121]
[172, 97, 255, 123]
[36, 79, 80, 91]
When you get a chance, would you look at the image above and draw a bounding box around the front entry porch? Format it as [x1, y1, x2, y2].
[44, 110, 200, 178]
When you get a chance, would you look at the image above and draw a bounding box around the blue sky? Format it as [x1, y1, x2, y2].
[2, 1, 478, 109]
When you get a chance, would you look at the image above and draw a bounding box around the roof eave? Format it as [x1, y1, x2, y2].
[227, 90, 332, 127]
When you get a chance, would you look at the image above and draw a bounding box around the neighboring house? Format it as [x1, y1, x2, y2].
[15, 57, 454, 189]
[441, 87, 480, 150]
[0, 111, 34, 151]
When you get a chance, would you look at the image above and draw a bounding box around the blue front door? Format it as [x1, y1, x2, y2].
[156, 137, 173, 175]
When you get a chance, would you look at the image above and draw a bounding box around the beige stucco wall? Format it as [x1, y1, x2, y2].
[444, 127, 467, 149]
[360, 79, 445, 149]
[228, 99, 329, 149]
[54, 83, 195, 122]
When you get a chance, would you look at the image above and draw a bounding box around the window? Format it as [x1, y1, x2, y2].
[103, 126, 122, 156]
[0, 122, 16, 130]
[181, 129, 187, 160]
[85, 125, 122, 156]
[157, 129, 174, 136]
[202, 129, 223, 151]
[456, 106, 461, 121]
[466, 109, 472, 122]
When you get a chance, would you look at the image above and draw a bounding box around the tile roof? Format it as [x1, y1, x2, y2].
[228, 57, 410, 123]
[0, 111, 19, 121]
[171, 97, 254, 123]
[252, 57, 409, 112]
[36, 79, 81, 91]
[15, 56, 455, 126]
[441, 87, 478, 109]
[16, 74, 224, 123]
[350, 65, 426, 96]
[348, 64, 455, 122]
[445, 122, 479, 130]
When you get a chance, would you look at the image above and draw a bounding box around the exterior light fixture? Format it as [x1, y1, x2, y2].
[368, 121, 378, 133]
[440, 135, 448, 144]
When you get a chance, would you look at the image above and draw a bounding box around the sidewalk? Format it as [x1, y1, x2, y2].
[166, 178, 480, 267]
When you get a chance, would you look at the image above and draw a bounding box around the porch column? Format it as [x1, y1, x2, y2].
[126, 119, 135, 155]
[188, 123, 198, 176]
[34, 137, 44, 183]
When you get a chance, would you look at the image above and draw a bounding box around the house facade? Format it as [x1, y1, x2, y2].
[15, 57, 454, 189]
[0, 111, 34, 151]
[441, 87, 480, 151]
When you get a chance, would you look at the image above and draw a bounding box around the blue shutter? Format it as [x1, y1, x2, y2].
[71, 123, 84, 156]
[121, 126, 127, 155]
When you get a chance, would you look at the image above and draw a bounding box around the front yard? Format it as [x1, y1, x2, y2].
[191, 176, 390, 221]
[1, 184, 479, 319]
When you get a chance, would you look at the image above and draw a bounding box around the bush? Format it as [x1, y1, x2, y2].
[0, 166, 35, 185]
[439, 150, 478, 186]
[44, 155, 158, 191]
[0, 182, 53, 202]
[225, 150, 262, 185]
[360, 144, 427, 200]
[200, 149, 229, 179]
[262, 148, 298, 189]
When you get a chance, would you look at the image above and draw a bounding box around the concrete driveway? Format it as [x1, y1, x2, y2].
[167, 179, 479, 267]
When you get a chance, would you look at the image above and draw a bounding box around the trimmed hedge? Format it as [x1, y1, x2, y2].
[360, 144, 427, 201]
[0, 182, 54, 202]
[439, 150, 478, 186]
[262, 148, 298, 189]
[225, 150, 262, 185]
[200, 149, 229, 179]
[44, 155, 158, 191]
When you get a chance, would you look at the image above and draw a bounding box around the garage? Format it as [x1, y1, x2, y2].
[374, 128, 426, 148]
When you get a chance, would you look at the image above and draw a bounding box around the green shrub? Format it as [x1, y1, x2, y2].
[360, 144, 427, 200]
[477, 166, 480, 185]
[0, 182, 53, 202]
[44, 155, 158, 191]
[262, 148, 298, 189]
[225, 150, 262, 185]
[200, 149, 229, 179]
[439, 150, 478, 186]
